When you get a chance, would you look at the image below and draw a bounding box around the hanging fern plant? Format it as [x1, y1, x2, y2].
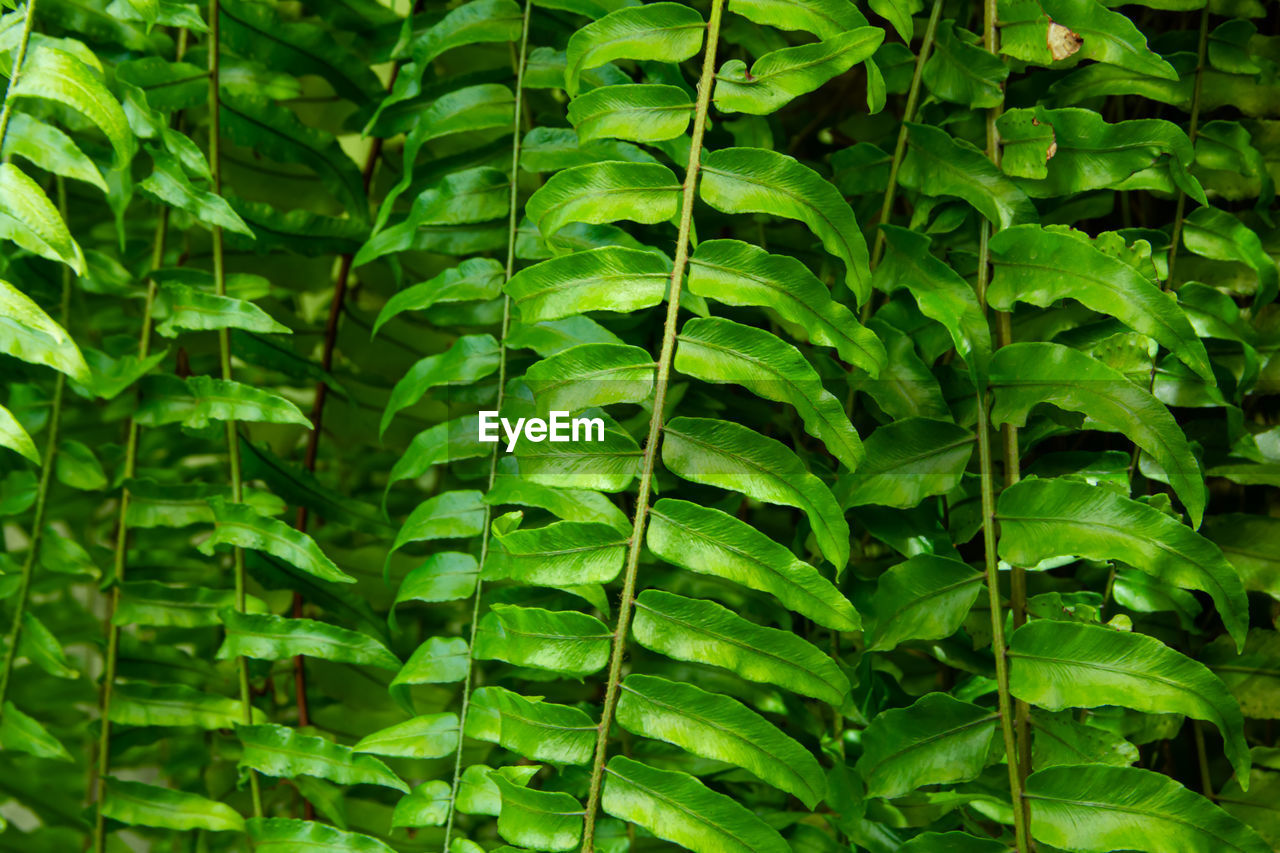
[0, 0, 1278, 850]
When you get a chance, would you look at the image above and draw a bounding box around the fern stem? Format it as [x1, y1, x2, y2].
[0, 0, 37, 154]
[290, 66, 403, 784]
[0, 182, 70, 713]
[439, 4, 531, 849]
[975, 245, 1030, 853]
[1164, 4, 1210, 295]
[579, 2, 726, 849]
[868, 0, 943, 271]
[208, 0, 263, 818]
[91, 206, 169, 853]
[975, 0, 1029, 846]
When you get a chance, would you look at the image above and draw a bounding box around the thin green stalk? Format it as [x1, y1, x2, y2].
[91, 208, 169, 853]
[579, 3, 725, 849]
[975, 238, 1030, 853]
[208, 0, 262, 817]
[439, 4, 531, 849]
[290, 65, 404, 789]
[975, 0, 1028, 844]
[868, 0, 944, 272]
[976, 0, 1033, 835]
[0, 0, 38, 154]
[1164, 4, 1210, 296]
[1127, 5, 1209, 539]
[0, 182, 71, 712]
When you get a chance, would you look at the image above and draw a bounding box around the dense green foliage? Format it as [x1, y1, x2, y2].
[0, 0, 1278, 850]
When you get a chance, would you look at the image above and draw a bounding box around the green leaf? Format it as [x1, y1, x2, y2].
[0, 163, 85, 274]
[0, 701, 72, 761]
[0, 404, 39, 464]
[53, 440, 105, 490]
[1218, 763, 1280, 849]
[525, 343, 655, 412]
[726, 0, 867, 39]
[1030, 709, 1140, 768]
[514, 414, 642, 491]
[474, 604, 611, 676]
[101, 779, 245, 832]
[999, 107, 1202, 202]
[922, 20, 1008, 109]
[391, 636, 470, 687]
[988, 225, 1213, 381]
[837, 417, 975, 509]
[373, 257, 505, 336]
[855, 693, 999, 799]
[899, 123, 1037, 230]
[218, 0, 381, 102]
[632, 590, 851, 705]
[353, 713, 458, 759]
[1, 113, 105, 192]
[411, 0, 522, 67]
[865, 554, 984, 651]
[874, 225, 992, 380]
[1181, 206, 1278, 307]
[394, 553, 479, 608]
[239, 438, 391, 536]
[490, 521, 628, 586]
[1008, 620, 1250, 787]
[699, 147, 871, 303]
[11, 45, 133, 165]
[457, 764, 539, 816]
[1203, 630, 1280, 720]
[136, 375, 312, 429]
[1204, 514, 1280, 599]
[663, 417, 850, 569]
[385, 416, 487, 500]
[113, 580, 264, 627]
[564, 2, 705, 96]
[388, 491, 487, 567]
[123, 479, 283, 529]
[493, 776, 584, 851]
[247, 818, 398, 852]
[155, 284, 284, 336]
[1025, 764, 1269, 853]
[360, 167, 511, 264]
[488, 466, 631, 532]
[465, 686, 597, 765]
[687, 239, 885, 375]
[139, 148, 254, 236]
[676, 317, 863, 469]
[507, 246, 670, 322]
[648, 499, 860, 630]
[381, 334, 500, 436]
[524, 161, 682, 244]
[569, 83, 693, 144]
[0, 279, 90, 383]
[998, 478, 1248, 649]
[199, 497, 355, 584]
[218, 611, 399, 669]
[392, 780, 452, 828]
[110, 683, 260, 729]
[237, 724, 408, 791]
[617, 673, 826, 807]
[19, 611, 77, 678]
[900, 832, 1009, 853]
[715, 28, 884, 115]
[989, 343, 1206, 527]
[602, 755, 790, 853]
[1000, 0, 1178, 80]
[371, 83, 514, 224]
